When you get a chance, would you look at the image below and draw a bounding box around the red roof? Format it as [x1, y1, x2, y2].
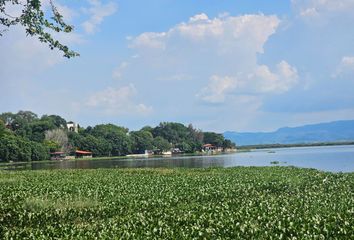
[75, 150, 92, 154]
[203, 144, 214, 147]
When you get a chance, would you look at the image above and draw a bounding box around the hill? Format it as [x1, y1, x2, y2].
[224, 120, 354, 146]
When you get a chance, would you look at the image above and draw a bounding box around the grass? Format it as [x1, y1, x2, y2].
[0, 167, 353, 239]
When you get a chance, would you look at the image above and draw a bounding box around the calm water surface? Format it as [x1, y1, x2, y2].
[3, 145, 354, 172]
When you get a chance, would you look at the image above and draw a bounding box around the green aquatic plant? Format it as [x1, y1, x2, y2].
[0, 167, 353, 239]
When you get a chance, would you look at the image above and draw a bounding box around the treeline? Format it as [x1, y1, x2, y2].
[0, 111, 235, 162]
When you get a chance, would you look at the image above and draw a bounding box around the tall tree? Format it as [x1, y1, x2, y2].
[130, 130, 154, 154]
[0, 119, 6, 136]
[44, 128, 68, 152]
[153, 137, 171, 152]
[41, 115, 67, 128]
[203, 132, 225, 147]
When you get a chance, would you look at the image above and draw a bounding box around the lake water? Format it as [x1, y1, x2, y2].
[2, 145, 354, 172]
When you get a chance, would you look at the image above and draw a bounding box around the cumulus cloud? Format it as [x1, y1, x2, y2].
[82, 0, 117, 34]
[86, 85, 152, 116]
[250, 61, 298, 93]
[196, 75, 237, 103]
[118, 12, 301, 128]
[333, 56, 354, 78]
[130, 13, 280, 55]
[197, 61, 298, 103]
[292, 0, 354, 18]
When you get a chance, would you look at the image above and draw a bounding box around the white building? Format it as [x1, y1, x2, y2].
[67, 121, 79, 133]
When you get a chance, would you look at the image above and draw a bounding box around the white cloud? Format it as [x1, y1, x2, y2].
[341, 56, 354, 68]
[197, 61, 298, 103]
[86, 85, 152, 116]
[333, 56, 354, 78]
[130, 32, 167, 49]
[250, 61, 298, 93]
[197, 75, 237, 103]
[82, 0, 117, 34]
[122, 12, 300, 127]
[112, 62, 129, 80]
[293, 0, 354, 19]
[130, 13, 280, 55]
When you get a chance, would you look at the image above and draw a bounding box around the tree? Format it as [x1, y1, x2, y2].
[130, 130, 154, 154]
[153, 137, 171, 152]
[29, 120, 55, 142]
[16, 110, 38, 122]
[76, 135, 112, 157]
[203, 132, 225, 147]
[222, 139, 236, 149]
[0, 0, 78, 58]
[30, 141, 49, 161]
[43, 140, 60, 152]
[153, 122, 190, 144]
[0, 119, 5, 136]
[41, 115, 67, 128]
[0, 134, 32, 162]
[90, 124, 131, 156]
[44, 128, 68, 152]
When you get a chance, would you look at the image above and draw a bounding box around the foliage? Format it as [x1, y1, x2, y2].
[43, 140, 60, 153]
[151, 122, 205, 152]
[0, 111, 236, 161]
[0, 0, 79, 58]
[0, 167, 353, 239]
[222, 139, 236, 149]
[30, 141, 49, 161]
[88, 124, 131, 156]
[0, 133, 48, 162]
[152, 122, 192, 144]
[69, 133, 112, 157]
[44, 128, 68, 152]
[0, 119, 5, 136]
[28, 120, 55, 142]
[152, 136, 171, 152]
[41, 115, 67, 128]
[130, 130, 154, 154]
[203, 132, 225, 147]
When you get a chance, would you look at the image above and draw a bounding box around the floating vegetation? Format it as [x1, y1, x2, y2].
[270, 161, 280, 164]
[0, 167, 353, 239]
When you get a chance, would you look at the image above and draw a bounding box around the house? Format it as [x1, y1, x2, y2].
[67, 121, 79, 133]
[202, 144, 216, 152]
[50, 152, 66, 160]
[172, 148, 183, 154]
[75, 150, 93, 158]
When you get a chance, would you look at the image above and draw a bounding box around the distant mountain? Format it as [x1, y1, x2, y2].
[224, 120, 354, 146]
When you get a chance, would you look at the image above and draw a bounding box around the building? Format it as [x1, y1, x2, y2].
[75, 150, 93, 158]
[202, 144, 216, 152]
[67, 121, 79, 133]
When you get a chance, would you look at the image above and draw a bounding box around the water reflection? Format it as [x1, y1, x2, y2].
[2, 145, 354, 172]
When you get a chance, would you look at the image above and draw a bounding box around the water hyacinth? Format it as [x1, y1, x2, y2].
[0, 167, 353, 239]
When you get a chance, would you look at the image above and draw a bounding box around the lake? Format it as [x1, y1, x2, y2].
[2, 145, 354, 172]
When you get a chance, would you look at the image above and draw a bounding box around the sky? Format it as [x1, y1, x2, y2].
[1, 0, 354, 132]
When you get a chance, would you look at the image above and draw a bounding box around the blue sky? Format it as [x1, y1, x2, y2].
[1, 0, 354, 132]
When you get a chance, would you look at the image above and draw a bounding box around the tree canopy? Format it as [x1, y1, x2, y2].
[0, 110, 236, 162]
[0, 0, 78, 58]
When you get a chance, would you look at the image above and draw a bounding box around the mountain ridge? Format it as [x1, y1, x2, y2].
[224, 120, 354, 146]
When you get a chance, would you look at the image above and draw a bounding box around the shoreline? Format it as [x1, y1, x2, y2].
[0, 142, 353, 167]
